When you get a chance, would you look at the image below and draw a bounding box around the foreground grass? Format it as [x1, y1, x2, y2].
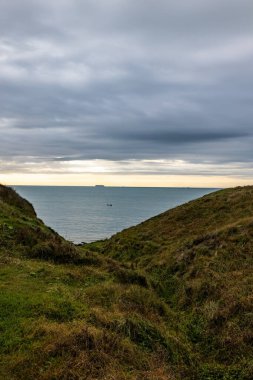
[1, 185, 253, 379]
[0, 256, 180, 379]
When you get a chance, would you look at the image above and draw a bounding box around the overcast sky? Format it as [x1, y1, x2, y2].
[0, 0, 253, 186]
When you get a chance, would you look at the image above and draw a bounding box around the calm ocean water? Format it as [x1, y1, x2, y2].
[14, 186, 217, 243]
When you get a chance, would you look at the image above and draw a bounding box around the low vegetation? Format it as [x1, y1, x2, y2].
[0, 184, 252, 379]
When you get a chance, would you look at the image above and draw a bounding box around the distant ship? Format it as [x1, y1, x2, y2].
[95, 185, 105, 188]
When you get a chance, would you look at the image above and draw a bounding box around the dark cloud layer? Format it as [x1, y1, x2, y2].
[0, 0, 253, 177]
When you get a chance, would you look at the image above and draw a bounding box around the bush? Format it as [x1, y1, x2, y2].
[31, 240, 80, 263]
[115, 268, 149, 287]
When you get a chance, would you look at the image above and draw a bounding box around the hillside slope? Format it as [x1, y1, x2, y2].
[0, 185, 79, 263]
[0, 185, 252, 380]
[98, 186, 253, 378]
[102, 186, 253, 263]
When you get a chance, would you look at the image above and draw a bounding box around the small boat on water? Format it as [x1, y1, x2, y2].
[106, 203, 112, 207]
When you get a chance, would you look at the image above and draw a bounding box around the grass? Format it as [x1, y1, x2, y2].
[0, 184, 253, 379]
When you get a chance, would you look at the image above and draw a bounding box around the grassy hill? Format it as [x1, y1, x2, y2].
[0, 185, 252, 379]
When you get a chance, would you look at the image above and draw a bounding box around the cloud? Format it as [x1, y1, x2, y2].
[0, 0, 253, 180]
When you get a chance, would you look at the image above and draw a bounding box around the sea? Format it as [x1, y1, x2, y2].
[14, 186, 217, 244]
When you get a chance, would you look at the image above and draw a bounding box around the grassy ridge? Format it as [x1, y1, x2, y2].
[99, 186, 253, 378]
[0, 185, 253, 379]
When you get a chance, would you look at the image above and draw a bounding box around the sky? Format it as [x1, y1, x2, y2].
[0, 0, 253, 187]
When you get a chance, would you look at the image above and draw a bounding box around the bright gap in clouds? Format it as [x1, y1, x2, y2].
[1, 159, 253, 188]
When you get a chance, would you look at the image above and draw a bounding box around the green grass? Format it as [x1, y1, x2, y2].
[0, 184, 253, 379]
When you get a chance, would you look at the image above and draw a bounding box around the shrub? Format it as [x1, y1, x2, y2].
[31, 240, 80, 263]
